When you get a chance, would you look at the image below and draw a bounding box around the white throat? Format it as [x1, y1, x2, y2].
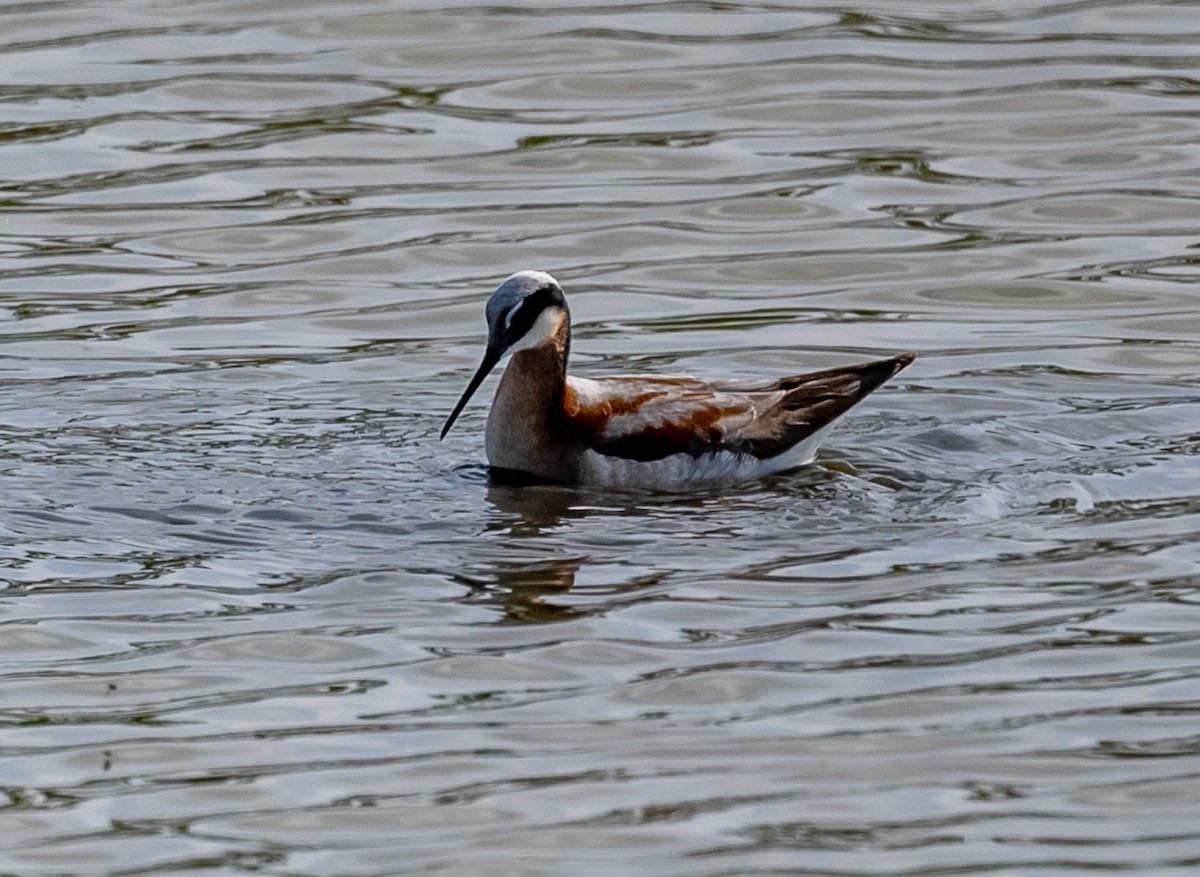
[507, 307, 565, 355]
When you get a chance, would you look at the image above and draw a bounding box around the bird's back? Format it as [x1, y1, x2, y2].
[565, 353, 914, 474]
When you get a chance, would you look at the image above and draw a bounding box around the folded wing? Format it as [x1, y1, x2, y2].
[565, 353, 914, 463]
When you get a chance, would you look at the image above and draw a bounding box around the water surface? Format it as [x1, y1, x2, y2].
[3, 1, 1200, 875]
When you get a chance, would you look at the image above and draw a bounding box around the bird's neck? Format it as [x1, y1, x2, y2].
[485, 326, 575, 480]
[497, 334, 568, 414]
[502, 308, 570, 398]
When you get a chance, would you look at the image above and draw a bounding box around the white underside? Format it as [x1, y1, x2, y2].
[575, 420, 838, 490]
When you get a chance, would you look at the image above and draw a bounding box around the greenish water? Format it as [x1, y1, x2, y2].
[3, 1, 1200, 875]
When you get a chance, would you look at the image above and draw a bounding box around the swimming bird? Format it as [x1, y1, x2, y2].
[440, 270, 914, 489]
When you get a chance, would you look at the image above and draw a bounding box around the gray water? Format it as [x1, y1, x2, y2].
[3, 1, 1200, 874]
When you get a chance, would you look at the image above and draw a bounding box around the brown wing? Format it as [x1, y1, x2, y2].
[566, 353, 915, 463]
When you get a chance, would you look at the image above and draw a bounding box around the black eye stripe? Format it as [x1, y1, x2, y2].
[503, 284, 565, 340]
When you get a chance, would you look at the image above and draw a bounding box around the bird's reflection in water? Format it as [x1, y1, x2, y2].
[468, 470, 666, 623]
[480, 466, 721, 531]
[487, 556, 584, 623]
[482, 473, 587, 535]
[447, 552, 586, 623]
[470, 464, 883, 624]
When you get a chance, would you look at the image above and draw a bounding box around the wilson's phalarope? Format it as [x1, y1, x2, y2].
[441, 270, 915, 488]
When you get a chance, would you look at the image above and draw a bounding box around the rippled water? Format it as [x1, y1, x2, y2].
[4, 1, 1200, 874]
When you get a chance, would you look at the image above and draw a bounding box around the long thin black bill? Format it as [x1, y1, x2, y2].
[440, 347, 502, 439]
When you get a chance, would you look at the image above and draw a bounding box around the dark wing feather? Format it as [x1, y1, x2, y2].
[725, 352, 915, 459]
[573, 353, 915, 463]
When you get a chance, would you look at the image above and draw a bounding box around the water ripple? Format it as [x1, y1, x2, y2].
[4, 1, 1200, 875]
